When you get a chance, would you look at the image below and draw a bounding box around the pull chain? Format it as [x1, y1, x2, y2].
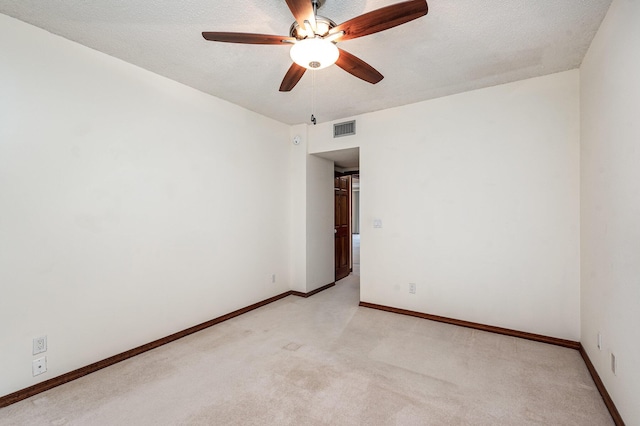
[310, 0, 319, 125]
[310, 70, 317, 125]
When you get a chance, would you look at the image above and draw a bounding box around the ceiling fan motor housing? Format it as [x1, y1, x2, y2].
[311, 0, 326, 12]
[289, 15, 337, 39]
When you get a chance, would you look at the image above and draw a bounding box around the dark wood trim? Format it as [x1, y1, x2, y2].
[10, 284, 617, 422]
[290, 282, 335, 298]
[0, 290, 292, 408]
[579, 344, 625, 425]
[359, 302, 627, 424]
[359, 302, 580, 350]
[0, 283, 341, 409]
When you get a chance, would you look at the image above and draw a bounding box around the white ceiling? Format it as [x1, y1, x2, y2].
[1, 0, 611, 125]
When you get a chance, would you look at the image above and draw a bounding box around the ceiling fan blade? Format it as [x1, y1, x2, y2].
[280, 63, 307, 92]
[202, 32, 295, 45]
[332, 0, 428, 42]
[336, 49, 384, 84]
[285, 0, 317, 31]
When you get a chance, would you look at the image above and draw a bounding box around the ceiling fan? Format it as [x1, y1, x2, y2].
[202, 0, 428, 92]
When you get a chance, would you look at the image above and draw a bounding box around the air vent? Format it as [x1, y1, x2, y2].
[333, 120, 356, 138]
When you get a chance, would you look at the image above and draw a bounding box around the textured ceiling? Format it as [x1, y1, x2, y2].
[1, 0, 612, 125]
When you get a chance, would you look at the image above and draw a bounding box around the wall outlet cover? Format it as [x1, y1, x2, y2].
[32, 356, 47, 376]
[33, 336, 47, 355]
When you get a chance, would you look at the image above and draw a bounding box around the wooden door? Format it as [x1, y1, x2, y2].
[334, 175, 351, 281]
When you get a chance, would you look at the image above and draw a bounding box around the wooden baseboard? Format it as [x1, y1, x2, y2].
[290, 282, 335, 298]
[579, 344, 625, 426]
[3, 286, 624, 426]
[1, 289, 307, 408]
[359, 302, 580, 349]
[1, 282, 341, 408]
[359, 301, 625, 424]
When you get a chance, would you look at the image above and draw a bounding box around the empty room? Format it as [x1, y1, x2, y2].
[1, 0, 638, 424]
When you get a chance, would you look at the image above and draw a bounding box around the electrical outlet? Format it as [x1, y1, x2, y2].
[32, 356, 47, 376]
[611, 353, 616, 375]
[33, 336, 47, 355]
[272, 274, 276, 284]
[597, 332, 602, 350]
[409, 283, 416, 294]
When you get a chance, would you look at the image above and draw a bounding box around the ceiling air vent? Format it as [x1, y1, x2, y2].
[333, 120, 356, 138]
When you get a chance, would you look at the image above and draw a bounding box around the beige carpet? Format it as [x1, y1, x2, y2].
[0, 269, 612, 425]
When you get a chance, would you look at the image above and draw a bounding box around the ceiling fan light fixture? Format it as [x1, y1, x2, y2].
[290, 38, 339, 70]
[203, 0, 429, 91]
[315, 20, 330, 36]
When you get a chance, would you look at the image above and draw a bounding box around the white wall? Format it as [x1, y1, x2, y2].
[289, 125, 308, 293]
[305, 154, 334, 292]
[0, 15, 291, 397]
[309, 70, 581, 340]
[580, 0, 640, 423]
[288, 127, 334, 293]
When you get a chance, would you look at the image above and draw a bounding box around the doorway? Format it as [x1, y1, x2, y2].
[334, 170, 359, 282]
[334, 174, 351, 281]
[310, 147, 360, 287]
